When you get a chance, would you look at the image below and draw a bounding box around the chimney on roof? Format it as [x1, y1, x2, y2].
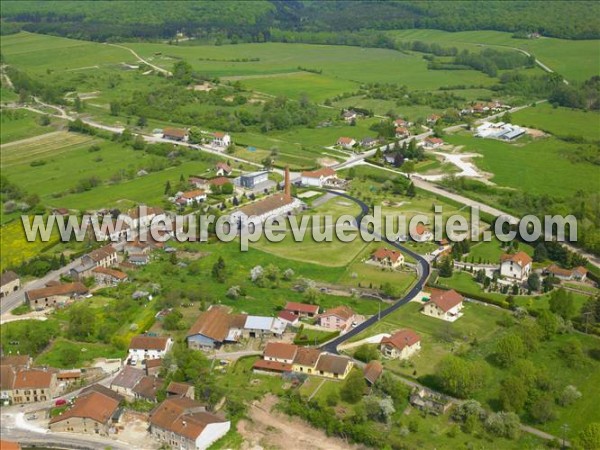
[284, 166, 291, 200]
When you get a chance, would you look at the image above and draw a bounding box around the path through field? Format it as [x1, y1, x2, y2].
[106, 43, 173, 76]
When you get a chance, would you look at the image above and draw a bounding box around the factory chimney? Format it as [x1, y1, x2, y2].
[284, 166, 291, 200]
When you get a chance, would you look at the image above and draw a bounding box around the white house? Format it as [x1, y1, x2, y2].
[263, 342, 298, 364]
[422, 289, 464, 322]
[342, 110, 358, 123]
[395, 127, 410, 139]
[412, 224, 434, 242]
[337, 137, 356, 149]
[128, 335, 173, 361]
[212, 132, 231, 148]
[500, 251, 532, 281]
[380, 329, 421, 360]
[422, 137, 444, 149]
[370, 247, 404, 269]
[301, 167, 337, 187]
[175, 189, 207, 207]
[215, 162, 232, 176]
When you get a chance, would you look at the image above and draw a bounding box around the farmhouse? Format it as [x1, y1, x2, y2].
[149, 397, 230, 450]
[263, 342, 298, 364]
[422, 137, 444, 149]
[315, 354, 353, 379]
[111, 366, 145, 399]
[175, 189, 207, 207]
[230, 168, 301, 226]
[10, 369, 58, 404]
[25, 282, 88, 310]
[128, 335, 173, 361]
[49, 388, 123, 435]
[393, 118, 410, 127]
[242, 315, 286, 339]
[215, 162, 232, 176]
[283, 302, 319, 318]
[316, 305, 356, 331]
[360, 137, 378, 148]
[342, 109, 358, 122]
[412, 224, 434, 242]
[277, 310, 300, 327]
[291, 347, 322, 375]
[544, 264, 587, 282]
[422, 289, 464, 322]
[238, 171, 269, 189]
[371, 247, 404, 268]
[500, 251, 532, 281]
[163, 128, 188, 142]
[380, 329, 421, 360]
[337, 137, 356, 149]
[395, 127, 410, 139]
[186, 306, 246, 350]
[301, 167, 337, 187]
[212, 132, 231, 148]
[0, 271, 20, 298]
[92, 267, 128, 285]
[71, 244, 118, 279]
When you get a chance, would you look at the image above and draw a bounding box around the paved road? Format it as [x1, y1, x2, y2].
[320, 190, 430, 353]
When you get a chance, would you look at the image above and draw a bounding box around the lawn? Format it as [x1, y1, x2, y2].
[445, 133, 600, 197]
[512, 103, 600, 141]
[0, 109, 62, 144]
[0, 218, 60, 268]
[468, 237, 534, 264]
[35, 337, 125, 368]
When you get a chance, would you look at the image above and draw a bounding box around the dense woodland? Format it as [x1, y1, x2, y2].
[2, 1, 599, 41]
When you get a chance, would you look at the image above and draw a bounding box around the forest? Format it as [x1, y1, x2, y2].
[1, 1, 599, 41]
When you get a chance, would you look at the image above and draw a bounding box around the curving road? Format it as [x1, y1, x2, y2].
[320, 190, 430, 353]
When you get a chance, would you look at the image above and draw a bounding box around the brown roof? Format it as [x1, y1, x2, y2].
[25, 282, 88, 301]
[253, 359, 292, 372]
[187, 306, 233, 342]
[426, 137, 444, 145]
[150, 397, 225, 441]
[213, 132, 227, 139]
[0, 355, 31, 368]
[301, 167, 336, 179]
[208, 176, 231, 186]
[500, 251, 532, 267]
[145, 358, 163, 370]
[263, 342, 298, 361]
[394, 119, 408, 126]
[87, 244, 116, 262]
[133, 376, 164, 401]
[337, 137, 355, 145]
[13, 369, 54, 389]
[180, 189, 206, 200]
[315, 354, 352, 375]
[372, 247, 403, 263]
[92, 266, 128, 280]
[277, 310, 298, 322]
[80, 383, 124, 402]
[381, 329, 421, 350]
[1, 271, 19, 286]
[163, 128, 187, 139]
[318, 305, 355, 322]
[545, 264, 573, 277]
[57, 371, 81, 380]
[284, 302, 319, 315]
[129, 335, 171, 351]
[50, 391, 120, 425]
[111, 366, 145, 390]
[216, 162, 231, 172]
[363, 360, 383, 384]
[167, 381, 193, 396]
[428, 289, 463, 313]
[395, 126, 409, 134]
[292, 347, 321, 367]
[237, 194, 293, 218]
[0, 366, 15, 391]
[573, 266, 588, 276]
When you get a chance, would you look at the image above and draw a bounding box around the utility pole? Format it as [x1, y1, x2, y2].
[583, 311, 592, 334]
[561, 423, 569, 450]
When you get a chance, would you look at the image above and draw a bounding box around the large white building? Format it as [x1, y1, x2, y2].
[499, 251, 532, 281]
[475, 122, 526, 141]
[301, 167, 337, 187]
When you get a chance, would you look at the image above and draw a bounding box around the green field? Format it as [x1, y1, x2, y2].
[446, 133, 600, 197]
[513, 103, 600, 141]
[0, 110, 61, 144]
[389, 29, 600, 83]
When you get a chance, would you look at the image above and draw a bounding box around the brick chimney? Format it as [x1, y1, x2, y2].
[284, 166, 291, 200]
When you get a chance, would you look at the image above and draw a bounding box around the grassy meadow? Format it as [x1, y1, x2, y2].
[513, 103, 600, 141]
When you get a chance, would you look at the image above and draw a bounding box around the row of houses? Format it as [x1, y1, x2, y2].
[253, 342, 354, 380]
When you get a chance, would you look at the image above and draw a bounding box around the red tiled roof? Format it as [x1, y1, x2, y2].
[315, 354, 352, 375]
[0, 440, 21, 450]
[252, 359, 292, 372]
[180, 189, 206, 200]
[87, 244, 116, 262]
[292, 347, 321, 367]
[208, 176, 231, 186]
[237, 194, 293, 218]
[426, 137, 444, 145]
[545, 264, 572, 277]
[163, 128, 187, 138]
[284, 302, 319, 315]
[427, 289, 463, 312]
[213, 132, 227, 139]
[263, 342, 298, 361]
[301, 167, 336, 179]
[167, 381, 193, 396]
[13, 369, 54, 389]
[363, 360, 383, 384]
[372, 247, 403, 263]
[92, 266, 128, 280]
[337, 137, 355, 145]
[216, 162, 231, 172]
[573, 266, 588, 276]
[381, 329, 421, 350]
[187, 306, 240, 342]
[277, 310, 298, 322]
[50, 391, 119, 425]
[500, 251, 532, 267]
